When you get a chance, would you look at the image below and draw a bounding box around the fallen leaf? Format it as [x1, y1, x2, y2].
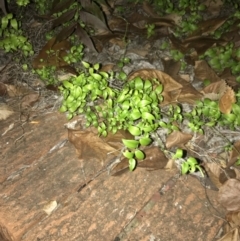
[0, 82, 7, 96]
[5, 84, 28, 97]
[201, 80, 227, 98]
[68, 126, 132, 166]
[32, 37, 71, 69]
[219, 86, 236, 114]
[216, 227, 239, 241]
[21, 93, 40, 109]
[218, 179, 240, 211]
[227, 211, 240, 227]
[195, 60, 222, 83]
[228, 141, 240, 168]
[203, 162, 222, 189]
[128, 69, 182, 105]
[110, 146, 169, 176]
[166, 131, 193, 149]
[0, 103, 14, 120]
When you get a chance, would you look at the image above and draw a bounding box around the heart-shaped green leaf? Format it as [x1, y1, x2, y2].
[142, 112, 155, 121]
[130, 109, 142, 120]
[129, 158, 137, 171]
[63, 80, 73, 89]
[173, 149, 183, 159]
[181, 162, 189, 175]
[186, 157, 198, 165]
[135, 149, 145, 160]
[82, 61, 90, 69]
[123, 150, 134, 159]
[134, 77, 144, 90]
[138, 100, 151, 108]
[139, 137, 152, 146]
[122, 139, 139, 149]
[128, 126, 141, 136]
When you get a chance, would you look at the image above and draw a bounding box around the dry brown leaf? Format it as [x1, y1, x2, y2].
[128, 69, 182, 105]
[21, 93, 40, 109]
[32, 37, 71, 69]
[217, 228, 240, 241]
[203, 162, 223, 189]
[219, 86, 236, 114]
[218, 179, 240, 211]
[190, 18, 227, 37]
[109, 37, 126, 48]
[0, 103, 14, 120]
[228, 141, 240, 168]
[201, 80, 227, 98]
[0, 82, 7, 96]
[5, 84, 28, 97]
[227, 211, 240, 227]
[203, 0, 224, 18]
[100, 64, 115, 72]
[195, 60, 222, 83]
[110, 146, 169, 176]
[162, 59, 181, 77]
[166, 131, 192, 149]
[68, 127, 131, 166]
[176, 79, 202, 104]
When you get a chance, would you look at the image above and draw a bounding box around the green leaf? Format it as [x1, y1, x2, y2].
[138, 100, 151, 108]
[59, 105, 67, 112]
[118, 71, 127, 80]
[135, 149, 145, 160]
[99, 71, 109, 79]
[129, 158, 137, 171]
[159, 121, 167, 128]
[128, 126, 141, 136]
[134, 77, 144, 90]
[1, 16, 9, 30]
[139, 137, 152, 146]
[186, 157, 198, 165]
[117, 93, 127, 103]
[155, 84, 163, 94]
[144, 79, 152, 91]
[122, 100, 130, 110]
[91, 73, 102, 81]
[223, 113, 236, 122]
[10, 19, 18, 30]
[142, 112, 155, 121]
[93, 63, 100, 70]
[123, 150, 134, 159]
[206, 121, 216, 127]
[232, 103, 240, 115]
[122, 139, 139, 149]
[173, 149, 183, 159]
[130, 109, 142, 120]
[141, 125, 154, 133]
[82, 61, 90, 68]
[62, 80, 73, 89]
[181, 162, 189, 175]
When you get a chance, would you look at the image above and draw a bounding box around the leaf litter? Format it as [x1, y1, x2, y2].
[2, 0, 240, 239]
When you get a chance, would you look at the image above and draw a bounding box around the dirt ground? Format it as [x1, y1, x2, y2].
[0, 109, 226, 241]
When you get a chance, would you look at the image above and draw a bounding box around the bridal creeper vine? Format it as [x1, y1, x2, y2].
[59, 60, 240, 173]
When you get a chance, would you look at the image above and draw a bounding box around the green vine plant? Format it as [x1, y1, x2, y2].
[0, 13, 33, 56]
[58, 60, 240, 172]
[173, 149, 204, 176]
[59, 61, 164, 171]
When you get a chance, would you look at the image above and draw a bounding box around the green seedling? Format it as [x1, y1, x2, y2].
[181, 157, 204, 176]
[0, 14, 33, 56]
[146, 24, 155, 38]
